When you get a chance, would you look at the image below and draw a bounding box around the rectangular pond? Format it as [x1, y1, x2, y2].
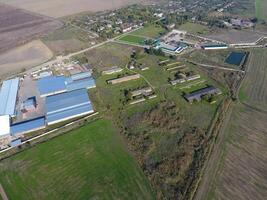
[225, 52, 247, 66]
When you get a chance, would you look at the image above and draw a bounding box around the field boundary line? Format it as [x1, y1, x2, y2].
[0, 184, 8, 200]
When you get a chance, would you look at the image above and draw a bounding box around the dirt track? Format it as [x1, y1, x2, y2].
[0, 184, 8, 200]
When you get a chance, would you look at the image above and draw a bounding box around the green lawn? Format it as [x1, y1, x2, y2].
[256, 0, 267, 20]
[179, 22, 209, 34]
[0, 119, 155, 200]
[117, 35, 147, 45]
[130, 24, 166, 38]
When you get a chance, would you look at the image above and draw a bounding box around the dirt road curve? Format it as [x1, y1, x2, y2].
[0, 184, 8, 200]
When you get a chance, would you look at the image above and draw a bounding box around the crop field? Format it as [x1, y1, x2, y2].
[256, 0, 267, 20]
[0, 0, 145, 18]
[117, 34, 147, 45]
[179, 22, 209, 34]
[42, 25, 100, 56]
[0, 3, 62, 53]
[0, 40, 53, 80]
[196, 49, 267, 200]
[130, 24, 166, 38]
[204, 29, 264, 44]
[0, 119, 155, 200]
[239, 49, 267, 108]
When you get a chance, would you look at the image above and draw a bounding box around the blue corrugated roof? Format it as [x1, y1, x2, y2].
[202, 44, 228, 48]
[37, 76, 66, 97]
[10, 139, 22, 147]
[11, 117, 45, 135]
[47, 103, 93, 124]
[66, 77, 96, 92]
[46, 89, 94, 124]
[0, 78, 19, 116]
[70, 72, 92, 81]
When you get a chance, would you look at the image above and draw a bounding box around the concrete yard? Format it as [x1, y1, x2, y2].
[15, 75, 45, 123]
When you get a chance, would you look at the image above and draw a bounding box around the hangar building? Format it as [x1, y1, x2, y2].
[0, 78, 19, 116]
[46, 89, 94, 125]
[37, 76, 67, 97]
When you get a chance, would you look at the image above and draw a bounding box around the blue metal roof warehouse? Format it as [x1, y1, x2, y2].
[0, 78, 19, 116]
[46, 89, 94, 125]
[37, 76, 67, 97]
[11, 117, 46, 136]
[66, 77, 96, 92]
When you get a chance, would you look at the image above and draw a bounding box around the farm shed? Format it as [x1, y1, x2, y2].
[70, 72, 92, 81]
[201, 44, 228, 50]
[102, 67, 123, 75]
[65, 73, 96, 91]
[0, 78, 19, 116]
[46, 89, 94, 125]
[184, 86, 222, 103]
[11, 117, 46, 136]
[37, 76, 67, 97]
[107, 74, 140, 84]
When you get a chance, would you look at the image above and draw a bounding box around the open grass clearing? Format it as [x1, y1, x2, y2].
[179, 22, 209, 34]
[130, 24, 166, 38]
[0, 119, 155, 200]
[256, 0, 267, 20]
[187, 49, 246, 70]
[117, 34, 147, 45]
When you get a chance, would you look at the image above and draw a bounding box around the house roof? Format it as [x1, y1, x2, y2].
[0, 78, 19, 116]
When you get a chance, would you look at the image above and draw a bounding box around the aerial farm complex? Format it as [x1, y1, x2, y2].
[0, 1, 267, 200]
[0, 63, 96, 149]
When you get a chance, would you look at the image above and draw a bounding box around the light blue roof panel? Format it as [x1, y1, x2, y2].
[66, 78, 96, 92]
[71, 72, 92, 81]
[37, 76, 66, 96]
[0, 78, 19, 116]
[10, 139, 22, 147]
[47, 103, 94, 124]
[11, 117, 45, 135]
[46, 89, 91, 114]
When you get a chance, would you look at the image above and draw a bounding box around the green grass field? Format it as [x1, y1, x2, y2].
[117, 35, 147, 45]
[256, 0, 267, 20]
[130, 24, 166, 38]
[0, 119, 155, 200]
[179, 22, 209, 34]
